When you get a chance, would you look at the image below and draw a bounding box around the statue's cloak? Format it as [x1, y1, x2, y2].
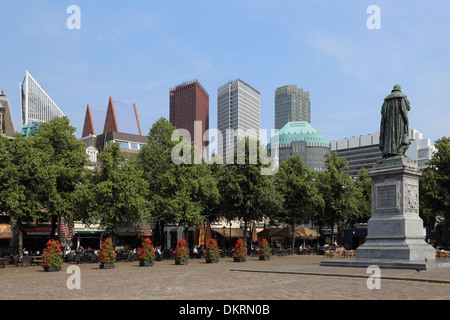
[379, 89, 410, 157]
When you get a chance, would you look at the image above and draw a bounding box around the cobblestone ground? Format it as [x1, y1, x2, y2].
[1, 255, 449, 300]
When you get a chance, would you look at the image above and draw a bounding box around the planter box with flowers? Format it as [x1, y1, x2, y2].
[258, 238, 271, 261]
[98, 238, 116, 269]
[138, 237, 155, 267]
[233, 238, 247, 262]
[42, 239, 63, 272]
[174, 238, 189, 265]
[205, 239, 220, 263]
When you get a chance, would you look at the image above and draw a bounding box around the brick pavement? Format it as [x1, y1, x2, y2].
[1, 255, 449, 300]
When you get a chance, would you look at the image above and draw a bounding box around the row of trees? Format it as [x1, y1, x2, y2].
[1, 116, 448, 254]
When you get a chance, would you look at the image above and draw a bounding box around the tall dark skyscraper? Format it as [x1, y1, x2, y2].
[170, 79, 209, 158]
[275, 85, 311, 130]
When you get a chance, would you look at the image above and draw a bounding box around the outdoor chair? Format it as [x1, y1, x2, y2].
[65, 253, 73, 263]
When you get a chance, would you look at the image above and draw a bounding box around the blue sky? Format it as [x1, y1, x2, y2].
[1, 0, 449, 148]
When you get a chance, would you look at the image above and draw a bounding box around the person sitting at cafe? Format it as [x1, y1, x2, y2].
[155, 246, 162, 261]
[193, 246, 199, 259]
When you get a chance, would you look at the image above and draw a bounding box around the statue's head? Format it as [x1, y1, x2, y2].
[392, 84, 402, 92]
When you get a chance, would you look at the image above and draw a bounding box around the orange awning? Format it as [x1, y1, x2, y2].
[0, 224, 12, 239]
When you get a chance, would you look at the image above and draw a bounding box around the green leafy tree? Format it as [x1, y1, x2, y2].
[0, 134, 55, 258]
[32, 117, 89, 238]
[76, 142, 149, 245]
[218, 137, 282, 246]
[137, 118, 219, 245]
[316, 152, 360, 245]
[420, 137, 450, 248]
[353, 167, 372, 224]
[275, 154, 324, 249]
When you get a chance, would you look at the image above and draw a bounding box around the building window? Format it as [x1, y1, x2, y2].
[117, 141, 130, 149]
[130, 143, 139, 150]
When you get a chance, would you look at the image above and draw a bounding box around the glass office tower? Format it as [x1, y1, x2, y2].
[217, 79, 260, 159]
[275, 85, 310, 130]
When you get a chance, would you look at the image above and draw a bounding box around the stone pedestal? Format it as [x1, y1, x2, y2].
[355, 159, 435, 262]
[320, 158, 448, 270]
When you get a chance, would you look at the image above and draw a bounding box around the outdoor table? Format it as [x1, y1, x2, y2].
[30, 255, 43, 266]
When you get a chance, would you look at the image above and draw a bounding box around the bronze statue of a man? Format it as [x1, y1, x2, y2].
[379, 84, 411, 158]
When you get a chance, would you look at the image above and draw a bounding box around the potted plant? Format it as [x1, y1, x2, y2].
[41, 239, 63, 272]
[233, 238, 247, 262]
[98, 238, 116, 269]
[173, 238, 189, 265]
[138, 237, 155, 266]
[205, 239, 220, 263]
[258, 238, 271, 261]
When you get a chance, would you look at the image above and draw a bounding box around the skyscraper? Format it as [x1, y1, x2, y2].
[275, 85, 310, 130]
[217, 79, 260, 159]
[19, 70, 65, 126]
[169, 79, 209, 158]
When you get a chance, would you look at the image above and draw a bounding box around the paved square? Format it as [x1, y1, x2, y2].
[1, 255, 449, 300]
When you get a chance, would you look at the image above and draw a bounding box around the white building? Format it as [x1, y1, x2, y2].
[330, 129, 435, 176]
[20, 70, 65, 126]
[217, 79, 260, 159]
[406, 129, 437, 168]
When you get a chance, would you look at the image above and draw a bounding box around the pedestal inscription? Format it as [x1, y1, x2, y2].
[376, 185, 396, 209]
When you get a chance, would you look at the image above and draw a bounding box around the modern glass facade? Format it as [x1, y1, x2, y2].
[275, 85, 311, 130]
[217, 79, 260, 159]
[20, 70, 65, 126]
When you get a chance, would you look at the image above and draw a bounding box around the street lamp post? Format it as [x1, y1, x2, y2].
[229, 221, 232, 250]
[351, 231, 356, 250]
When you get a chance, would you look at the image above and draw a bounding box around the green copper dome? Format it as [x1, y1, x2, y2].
[271, 121, 329, 148]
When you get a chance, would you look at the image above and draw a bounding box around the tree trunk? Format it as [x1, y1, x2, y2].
[330, 221, 335, 246]
[243, 220, 248, 248]
[112, 222, 117, 248]
[291, 219, 297, 251]
[50, 215, 58, 239]
[444, 219, 449, 250]
[15, 218, 24, 266]
[160, 220, 165, 250]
